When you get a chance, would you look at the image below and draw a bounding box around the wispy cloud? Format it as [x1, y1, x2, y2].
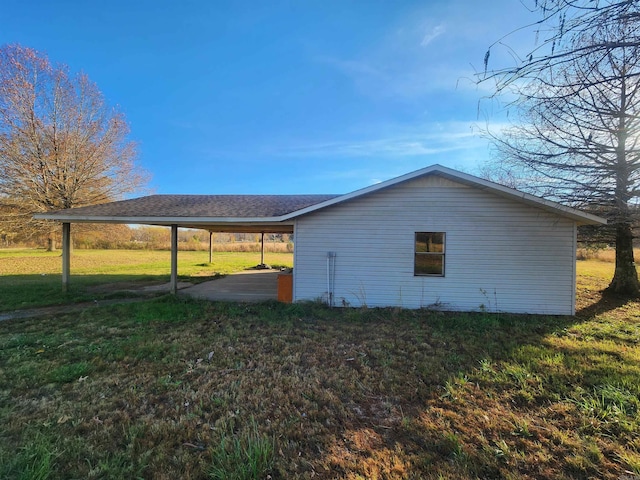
[318, 57, 386, 83]
[275, 121, 486, 159]
[318, 54, 468, 100]
[189, 119, 508, 193]
[314, 10, 453, 99]
[421, 24, 446, 47]
[315, 12, 483, 100]
[192, 120, 508, 167]
[315, 2, 531, 101]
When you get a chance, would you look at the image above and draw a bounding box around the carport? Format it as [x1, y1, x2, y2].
[34, 193, 338, 295]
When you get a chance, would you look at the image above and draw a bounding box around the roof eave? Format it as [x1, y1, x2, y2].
[33, 213, 292, 225]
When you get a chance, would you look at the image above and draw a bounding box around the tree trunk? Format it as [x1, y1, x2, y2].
[47, 236, 56, 252]
[606, 222, 640, 296]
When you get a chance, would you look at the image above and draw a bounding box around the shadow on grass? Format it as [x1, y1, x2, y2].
[576, 289, 636, 320]
[244, 301, 637, 478]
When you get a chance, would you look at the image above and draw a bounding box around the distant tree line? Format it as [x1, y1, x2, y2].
[2, 225, 293, 252]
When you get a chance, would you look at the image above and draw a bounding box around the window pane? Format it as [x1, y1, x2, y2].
[415, 254, 444, 275]
[415, 232, 444, 253]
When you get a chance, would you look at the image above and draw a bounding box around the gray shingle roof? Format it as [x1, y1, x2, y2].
[45, 194, 340, 218]
[34, 165, 606, 227]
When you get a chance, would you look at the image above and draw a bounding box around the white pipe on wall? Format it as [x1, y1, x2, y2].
[326, 252, 336, 307]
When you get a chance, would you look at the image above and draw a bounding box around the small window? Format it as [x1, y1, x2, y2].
[415, 232, 445, 276]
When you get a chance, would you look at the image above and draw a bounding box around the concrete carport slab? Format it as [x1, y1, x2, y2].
[179, 269, 280, 302]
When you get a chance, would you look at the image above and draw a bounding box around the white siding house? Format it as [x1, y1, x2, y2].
[292, 172, 596, 315]
[35, 164, 605, 315]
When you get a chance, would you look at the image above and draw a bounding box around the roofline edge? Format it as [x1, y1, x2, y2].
[32, 213, 295, 225]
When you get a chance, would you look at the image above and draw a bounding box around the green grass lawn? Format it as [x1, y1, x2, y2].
[0, 249, 293, 311]
[1, 252, 639, 479]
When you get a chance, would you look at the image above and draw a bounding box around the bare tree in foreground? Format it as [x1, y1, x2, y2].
[0, 44, 147, 249]
[481, 1, 640, 296]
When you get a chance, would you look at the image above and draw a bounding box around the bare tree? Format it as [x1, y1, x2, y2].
[0, 44, 148, 249]
[481, 1, 640, 296]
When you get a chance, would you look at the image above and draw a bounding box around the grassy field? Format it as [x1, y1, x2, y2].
[0, 249, 293, 311]
[1, 250, 639, 478]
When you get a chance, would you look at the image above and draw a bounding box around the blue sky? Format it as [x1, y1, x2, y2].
[2, 0, 534, 195]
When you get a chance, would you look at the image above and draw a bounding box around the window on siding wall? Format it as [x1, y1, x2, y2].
[415, 232, 445, 276]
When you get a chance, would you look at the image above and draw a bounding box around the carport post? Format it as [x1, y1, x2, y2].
[209, 231, 213, 264]
[62, 222, 71, 292]
[170, 224, 178, 294]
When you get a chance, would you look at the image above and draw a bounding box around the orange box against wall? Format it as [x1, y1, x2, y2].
[277, 273, 293, 303]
